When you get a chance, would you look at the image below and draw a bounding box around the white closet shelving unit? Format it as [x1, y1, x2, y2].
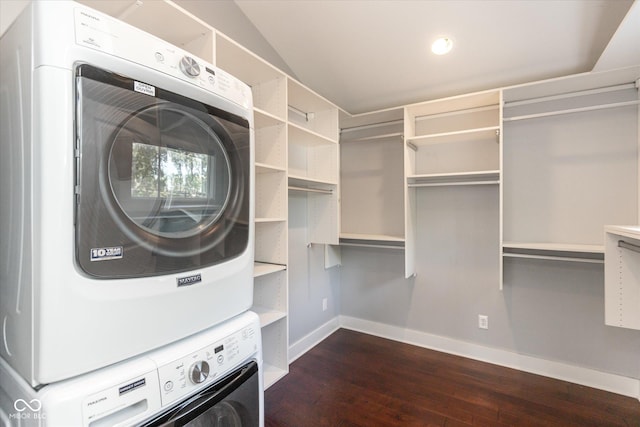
[605, 226, 640, 330]
[287, 79, 340, 246]
[501, 66, 640, 289]
[215, 33, 289, 387]
[404, 91, 502, 278]
[339, 108, 405, 250]
[80, 0, 336, 389]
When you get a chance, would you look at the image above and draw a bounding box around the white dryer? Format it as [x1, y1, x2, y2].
[0, 1, 254, 386]
[0, 311, 263, 427]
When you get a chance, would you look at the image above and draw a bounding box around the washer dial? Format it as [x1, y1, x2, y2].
[189, 360, 210, 384]
[179, 56, 201, 77]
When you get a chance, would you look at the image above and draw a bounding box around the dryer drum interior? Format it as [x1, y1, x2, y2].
[74, 64, 251, 279]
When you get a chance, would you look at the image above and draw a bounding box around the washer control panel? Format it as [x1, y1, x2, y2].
[156, 323, 258, 407]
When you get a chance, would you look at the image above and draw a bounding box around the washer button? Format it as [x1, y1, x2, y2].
[155, 52, 165, 63]
[164, 381, 173, 391]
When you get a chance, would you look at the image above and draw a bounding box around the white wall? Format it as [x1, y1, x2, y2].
[340, 186, 640, 380]
[288, 195, 341, 344]
[0, 0, 29, 36]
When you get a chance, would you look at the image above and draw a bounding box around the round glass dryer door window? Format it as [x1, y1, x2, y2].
[74, 64, 250, 279]
[108, 105, 231, 239]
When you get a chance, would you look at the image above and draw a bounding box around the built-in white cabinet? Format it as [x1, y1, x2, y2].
[605, 226, 640, 331]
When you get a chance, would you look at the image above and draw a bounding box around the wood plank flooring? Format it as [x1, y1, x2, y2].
[265, 329, 640, 427]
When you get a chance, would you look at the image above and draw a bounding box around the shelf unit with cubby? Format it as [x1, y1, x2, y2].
[403, 90, 502, 278]
[214, 25, 291, 388]
[501, 66, 640, 288]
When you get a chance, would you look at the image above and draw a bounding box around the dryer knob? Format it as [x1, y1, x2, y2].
[189, 360, 210, 384]
[179, 56, 201, 77]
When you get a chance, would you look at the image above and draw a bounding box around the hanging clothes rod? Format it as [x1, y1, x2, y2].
[619, 240, 640, 254]
[341, 132, 403, 144]
[288, 186, 332, 194]
[503, 100, 640, 122]
[408, 180, 499, 188]
[503, 253, 604, 264]
[504, 82, 637, 108]
[288, 105, 313, 122]
[339, 242, 405, 250]
[341, 119, 404, 133]
[415, 104, 498, 122]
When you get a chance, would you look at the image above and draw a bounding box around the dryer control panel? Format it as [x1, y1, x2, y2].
[73, 4, 251, 110]
[154, 322, 259, 407]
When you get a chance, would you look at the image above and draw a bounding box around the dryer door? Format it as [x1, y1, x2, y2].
[75, 65, 250, 278]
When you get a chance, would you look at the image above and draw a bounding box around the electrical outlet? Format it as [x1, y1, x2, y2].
[322, 298, 328, 311]
[478, 315, 488, 330]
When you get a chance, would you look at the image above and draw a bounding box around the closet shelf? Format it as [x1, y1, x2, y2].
[408, 170, 500, 187]
[406, 126, 500, 147]
[253, 262, 286, 278]
[256, 162, 287, 174]
[263, 364, 287, 390]
[339, 233, 405, 250]
[288, 122, 337, 146]
[503, 100, 640, 122]
[252, 306, 287, 328]
[254, 108, 286, 127]
[502, 242, 604, 264]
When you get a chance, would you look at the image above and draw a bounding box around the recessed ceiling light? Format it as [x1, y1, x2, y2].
[431, 37, 453, 55]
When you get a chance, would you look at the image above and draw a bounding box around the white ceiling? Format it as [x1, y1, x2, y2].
[233, 0, 636, 114]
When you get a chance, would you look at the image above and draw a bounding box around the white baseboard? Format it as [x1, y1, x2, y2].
[288, 317, 341, 363]
[286, 315, 640, 400]
[338, 315, 640, 400]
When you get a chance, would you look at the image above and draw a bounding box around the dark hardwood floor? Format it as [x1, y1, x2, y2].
[265, 329, 640, 427]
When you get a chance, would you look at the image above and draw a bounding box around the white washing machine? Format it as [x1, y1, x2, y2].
[0, 1, 254, 386]
[0, 311, 263, 427]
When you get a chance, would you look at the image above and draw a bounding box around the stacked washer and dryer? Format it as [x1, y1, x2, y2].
[0, 1, 262, 425]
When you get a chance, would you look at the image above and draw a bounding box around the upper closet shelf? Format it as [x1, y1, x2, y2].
[288, 123, 337, 146]
[406, 126, 500, 147]
[503, 100, 640, 122]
